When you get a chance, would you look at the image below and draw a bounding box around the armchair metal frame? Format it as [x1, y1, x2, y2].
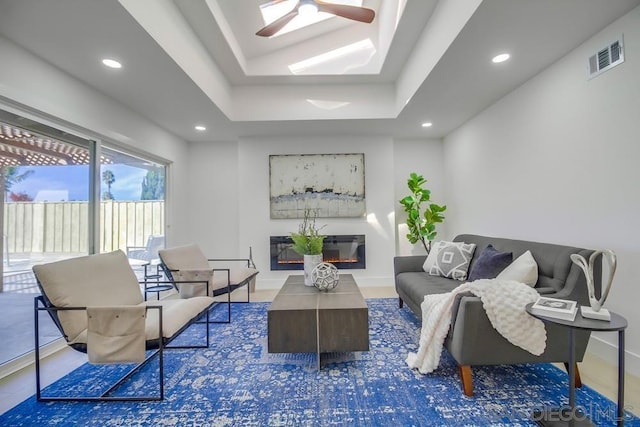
[34, 280, 212, 402]
[159, 266, 234, 323]
[207, 257, 256, 304]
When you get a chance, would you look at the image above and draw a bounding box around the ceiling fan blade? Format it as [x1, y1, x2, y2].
[256, 8, 299, 37]
[316, 1, 375, 23]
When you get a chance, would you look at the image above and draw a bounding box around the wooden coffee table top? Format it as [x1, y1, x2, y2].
[268, 274, 367, 312]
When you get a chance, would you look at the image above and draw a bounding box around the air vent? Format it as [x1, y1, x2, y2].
[588, 36, 624, 79]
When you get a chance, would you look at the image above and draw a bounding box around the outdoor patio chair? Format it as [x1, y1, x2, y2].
[126, 235, 165, 262]
[32, 250, 215, 402]
[158, 244, 258, 322]
[127, 235, 165, 278]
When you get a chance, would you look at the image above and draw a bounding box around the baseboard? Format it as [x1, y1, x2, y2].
[587, 334, 640, 377]
[0, 338, 66, 379]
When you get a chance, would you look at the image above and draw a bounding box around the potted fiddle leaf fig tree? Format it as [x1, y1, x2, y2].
[291, 208, 326, 286]
[399, 172, 446, 254]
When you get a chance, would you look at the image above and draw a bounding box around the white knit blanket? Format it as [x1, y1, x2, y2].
[406, 279, 546, 374]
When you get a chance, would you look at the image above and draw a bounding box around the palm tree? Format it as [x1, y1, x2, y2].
[102, 169, 115, 200]
[1, 166, 35, 201]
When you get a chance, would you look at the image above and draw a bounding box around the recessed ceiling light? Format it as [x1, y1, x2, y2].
[492, 53, 510, 64]
[421, 122, 433, 128]
[195, 125, 206, 131]
[102, 58, 122, 69]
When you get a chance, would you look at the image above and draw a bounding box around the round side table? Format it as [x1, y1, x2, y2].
[526, 303, 628, 426]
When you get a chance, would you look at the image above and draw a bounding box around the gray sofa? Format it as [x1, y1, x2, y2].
[394, 234, 601, 396]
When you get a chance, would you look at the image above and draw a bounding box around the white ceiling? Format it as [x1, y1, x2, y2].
[0, 0, 638, 142]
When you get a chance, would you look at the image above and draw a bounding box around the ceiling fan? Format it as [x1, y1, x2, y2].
[256, 0, 376, 37]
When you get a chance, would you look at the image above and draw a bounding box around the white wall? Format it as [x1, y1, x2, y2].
[0, 35, 190, 244]
[185, 136, 445, 289]
[238, 136, 396, 288]
[443, 7, 640, 373]
[393, 139, 446, 255]
[184, 141, 240, 255]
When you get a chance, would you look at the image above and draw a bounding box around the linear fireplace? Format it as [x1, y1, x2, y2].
[270, 234, 365, 270]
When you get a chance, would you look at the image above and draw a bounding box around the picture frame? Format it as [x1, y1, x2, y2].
[269, 153, 365, 219]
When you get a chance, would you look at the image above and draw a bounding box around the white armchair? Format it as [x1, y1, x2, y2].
[158, 244, 259, 322]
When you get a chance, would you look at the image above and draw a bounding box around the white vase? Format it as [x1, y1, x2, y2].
[303, 254, 323, 287]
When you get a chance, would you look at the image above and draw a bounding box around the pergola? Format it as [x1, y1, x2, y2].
[0, 123, 113, 167]
[0, 121, 114, 291]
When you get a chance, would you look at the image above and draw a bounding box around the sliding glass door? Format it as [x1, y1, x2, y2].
[0, 110, 95, 367]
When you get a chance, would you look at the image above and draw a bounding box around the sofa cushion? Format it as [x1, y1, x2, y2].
[497, 250, 539, 287]
[468, 244, 512, 281]
[396, 272, 459, 307]
[423, 241, 477, 281]
[455, 234, 579, 293]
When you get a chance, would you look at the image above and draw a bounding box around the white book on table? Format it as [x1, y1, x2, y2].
[531, 296, 578, 322]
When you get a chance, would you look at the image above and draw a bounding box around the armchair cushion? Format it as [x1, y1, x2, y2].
[159, 245, 211, 297]
[71, 297, 215, 345]
[33, 250, 143, 342]
[159, 244, 209, 270]
[172, 269, 212, 298]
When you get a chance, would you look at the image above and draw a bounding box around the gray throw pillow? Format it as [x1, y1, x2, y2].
[424, 241, 477, 281]
[468, 244, 513, 281]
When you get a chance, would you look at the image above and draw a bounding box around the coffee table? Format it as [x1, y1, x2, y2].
[267, 274, 369, 369]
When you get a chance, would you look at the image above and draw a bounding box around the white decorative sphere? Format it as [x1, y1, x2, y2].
[311, 262, 339, 291]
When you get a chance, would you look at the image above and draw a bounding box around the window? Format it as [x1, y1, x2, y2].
[99, 146, 166, 256]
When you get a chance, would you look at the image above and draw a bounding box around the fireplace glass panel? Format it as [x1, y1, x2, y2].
[270, 235, 365, 270]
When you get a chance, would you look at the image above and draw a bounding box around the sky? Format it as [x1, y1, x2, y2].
[7, 164, 148, 201]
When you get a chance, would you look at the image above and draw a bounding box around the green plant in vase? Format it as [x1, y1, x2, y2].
[290, 209, 326, 255]
[399, 172, 446, 254]
[291, 209, 326, 286]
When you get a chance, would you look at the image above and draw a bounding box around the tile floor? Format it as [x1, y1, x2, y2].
[1, 286, 638, 418]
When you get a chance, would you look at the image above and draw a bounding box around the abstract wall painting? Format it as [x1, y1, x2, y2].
[269, 153, 365, 219]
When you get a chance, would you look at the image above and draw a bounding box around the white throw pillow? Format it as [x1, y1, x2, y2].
[496, 250, 538, 287]
[423, 241, 477, 281]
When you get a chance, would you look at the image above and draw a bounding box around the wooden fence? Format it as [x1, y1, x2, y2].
[3, 200, 164, 254]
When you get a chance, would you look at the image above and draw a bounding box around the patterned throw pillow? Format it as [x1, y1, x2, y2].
[467, 244, 513, 281]
[423, 241, 477, 280]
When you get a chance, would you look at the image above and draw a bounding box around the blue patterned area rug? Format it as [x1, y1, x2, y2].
[2, 299, 638, 426]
